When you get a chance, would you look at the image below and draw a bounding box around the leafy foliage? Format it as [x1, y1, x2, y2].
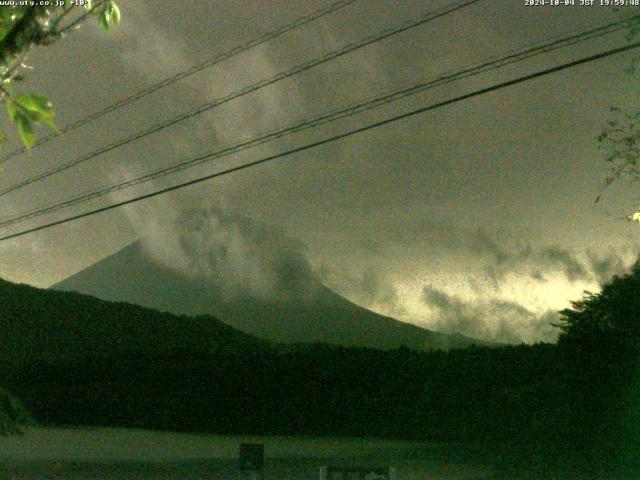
[597, 14, 640, 216]
[555, 263, 640, 474]
[6, 94, 55, 147]
[0, 2, 120, 148]
[558, 260, 640, 345]
[98, 1, 120, 31]
[598, 107, 640, 191]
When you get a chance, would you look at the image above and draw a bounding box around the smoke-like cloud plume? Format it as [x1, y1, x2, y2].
[134, 203, 319, 303]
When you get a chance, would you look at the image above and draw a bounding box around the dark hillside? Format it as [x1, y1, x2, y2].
[0, 278, 262, 366]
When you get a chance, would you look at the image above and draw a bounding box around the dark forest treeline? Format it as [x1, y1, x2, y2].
[0, 341, 625, 477]
[0, 343, 558, 439]
[1, 264, 640, 477]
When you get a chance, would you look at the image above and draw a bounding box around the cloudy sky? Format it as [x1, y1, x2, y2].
[0, 0, 639, 343]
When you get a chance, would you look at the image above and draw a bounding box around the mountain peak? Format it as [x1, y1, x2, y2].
[53, 241, 494, 351]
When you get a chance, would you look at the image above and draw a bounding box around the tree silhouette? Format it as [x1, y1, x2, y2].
[558, 260, 640, 349]
[556, 261, 640, 473]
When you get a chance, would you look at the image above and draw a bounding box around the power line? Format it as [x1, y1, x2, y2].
[0, 0, 481, 198]
[2, 39, 638, 243]
[0, 0, 359, 164]
[1, 15, 635, 229]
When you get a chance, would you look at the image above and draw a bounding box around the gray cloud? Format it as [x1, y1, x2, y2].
[133, 203, 319, 303]
[538, 246, 589, 283]
[422, 285, 560, 344]
[465, 227, 637, 287]
[358, 267, 402, 311]
[341, 219, 630, 290]
[587, 250, 636, 284]
[317, 263, 406, 317]
[467, 228, 511, 265]
[469, 228, 588, 283]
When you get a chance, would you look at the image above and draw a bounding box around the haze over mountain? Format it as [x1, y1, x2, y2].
[52, 241, 493, 351]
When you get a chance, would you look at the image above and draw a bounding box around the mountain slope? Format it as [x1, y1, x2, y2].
[52, 241, 492, 350]
[0, 277, 261, 366]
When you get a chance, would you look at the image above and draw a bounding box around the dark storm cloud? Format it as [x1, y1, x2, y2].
[422, 285, 560, 344]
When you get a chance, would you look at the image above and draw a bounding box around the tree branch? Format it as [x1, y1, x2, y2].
[56, 1, 107, 36]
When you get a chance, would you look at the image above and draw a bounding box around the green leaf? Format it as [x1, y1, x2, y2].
[99, 9, 110, 30]
[40, 112, 56, 130]
[0, 7, 27, 43]
[7, 94, 53, 147]
[98, 2, 120, 31]
[109, 2, 120, 26]
[14, 94, 52, 114]
[16, 112, 35, 148]
[18, 105, 42, 122]
[5, 99, 17, 122]
[13, 93, 55, 128]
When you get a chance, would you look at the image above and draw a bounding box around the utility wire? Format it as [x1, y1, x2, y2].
[0, 14, 635, 229]
[0, 0, 481, 198]
[1, 39, 639, 242]
[0, 0, 359, 164]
